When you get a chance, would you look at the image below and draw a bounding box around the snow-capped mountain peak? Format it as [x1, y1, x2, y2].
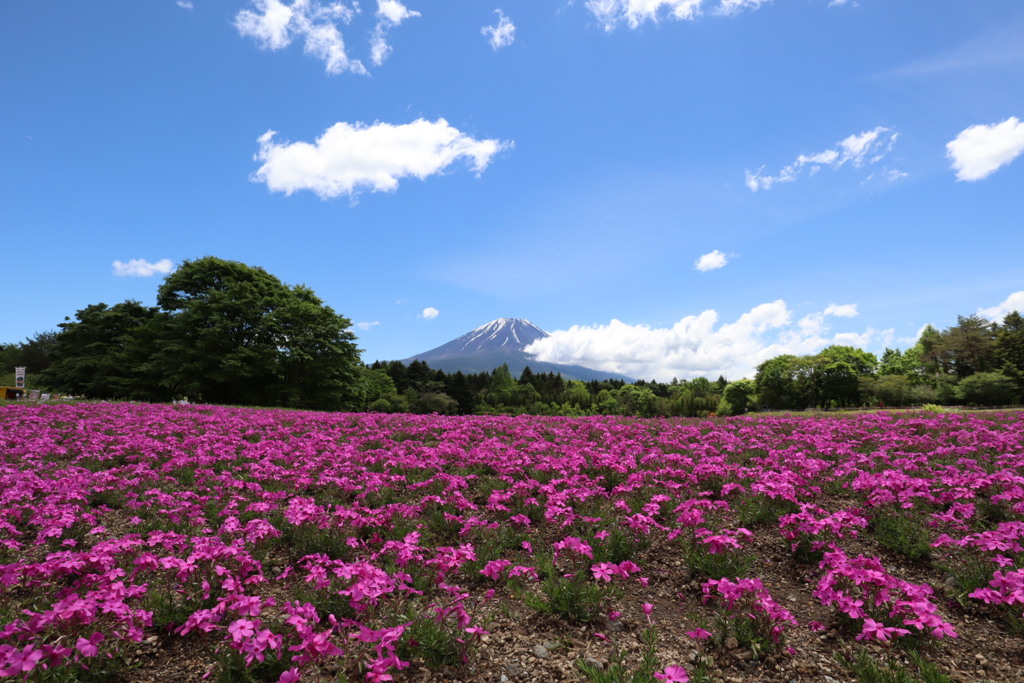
[401, 317, 634, 382]
[418, 318, 548, 358]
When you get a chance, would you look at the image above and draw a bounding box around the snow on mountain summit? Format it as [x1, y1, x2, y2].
[401, 317, 634, 381]
[413, 318, 548, 359]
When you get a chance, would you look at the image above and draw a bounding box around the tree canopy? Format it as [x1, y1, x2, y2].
[39, 257, 363, 410]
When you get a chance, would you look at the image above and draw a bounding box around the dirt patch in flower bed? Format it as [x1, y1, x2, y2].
[2, 403, 1024, 681]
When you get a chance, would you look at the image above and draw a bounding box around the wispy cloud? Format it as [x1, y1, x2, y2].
[370, 1, 420, 66]
[694, 249, 728, 272]
[112, 259, 175, 277]
[252, 118, 512, 199]
[235, 0, 366, 75]
[824, 303, 858, 318]
[355, 321, 381, 331]
[420, 307, 439, 320]
[525, 300, 881, 381]
[745, 127, 899, 191]
[881, 19, 1024, 78]
[586, 0, 703, 30]
[978, 291, 1024, 321]
[946, 117, 1024, 182]
[176, 1, 194, 9]
[586, 0, 846, 31]
[715, 0, 771, 18]
[482, 10, 516, 50]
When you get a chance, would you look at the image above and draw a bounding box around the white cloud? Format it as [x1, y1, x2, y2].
[694, 249, 728, 272]
[824, 303, 858, 318]
[370, 1, 420, 66]
[946, 117, 1024, 182]
[525, 300, 881, 381]
[715, 0, 771, 17]
[235, 0, 366, 75]
[355, 321, 381, 331]
[420, 307, 440, 319]
[978, 291, 1024, 321]
[252, 118, 512, 199]
[586, 0, 843, 30]
[176, 1, 194, 9]
[377, 0, 416, 24]
[112, 259, 175, 277]
[586, 0, 704, 30]
[746, 126, 898, 191]
[482, 10, 516, 50]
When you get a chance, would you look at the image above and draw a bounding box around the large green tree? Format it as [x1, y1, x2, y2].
[755, 355, 808, 409]
[809, 346, 877, 407]
[721, 378, 756, 415]
[958, 371, 1019, 406]
[995, 311, 1024, 393]
[40, 301, 164, 398]
[152, 257, 363, 409]
[938, 315, 997, 378]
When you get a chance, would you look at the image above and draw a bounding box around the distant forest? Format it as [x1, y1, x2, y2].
[361, 308, 1024, 416]
[2, 257, 1022, 416]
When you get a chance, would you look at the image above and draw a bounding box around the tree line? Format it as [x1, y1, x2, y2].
[3, 257, 363, 411]
[361, 360, 733, 417]
[753, 313, 1024, 409]
[4, 256, 1021, 415]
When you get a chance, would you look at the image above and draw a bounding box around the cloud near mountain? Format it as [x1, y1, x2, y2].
[524, 300, 876, 381]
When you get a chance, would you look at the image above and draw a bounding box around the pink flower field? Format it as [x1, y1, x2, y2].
[1, 403, 1023, 682]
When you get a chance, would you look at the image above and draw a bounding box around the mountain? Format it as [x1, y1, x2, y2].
[404, 318, 634, 382]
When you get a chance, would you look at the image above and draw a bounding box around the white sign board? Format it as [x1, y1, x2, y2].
[14, 367, 26, 388]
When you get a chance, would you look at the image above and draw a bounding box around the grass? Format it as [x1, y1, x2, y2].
[869, 511, 933, 562]
[680, 539, 753, 580]
[837, 648, 952, 683]
[577, 627, 660, 683]
[516, 555, 616, 624]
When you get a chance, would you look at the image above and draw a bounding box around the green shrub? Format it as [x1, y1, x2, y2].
[870, 512, 932, 562]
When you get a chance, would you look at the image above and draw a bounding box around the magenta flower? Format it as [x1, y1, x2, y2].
[654, 665, 690, 682]
[856, 618, 910, 642]
[75, 633, 104, 657]
[591, 563, 616, 582]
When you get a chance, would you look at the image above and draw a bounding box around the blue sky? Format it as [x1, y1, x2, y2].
[3, 1, 1023, 382]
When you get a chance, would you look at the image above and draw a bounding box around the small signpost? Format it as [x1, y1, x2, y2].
[15, 367, 26, 388]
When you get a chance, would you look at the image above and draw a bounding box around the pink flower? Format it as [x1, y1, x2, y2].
[684, 628, 711, 641]
[278, 667, 301, 682]
[0, 645, 45, 676]
[930, 622, 958, 639]
[591, 563, 616, 582]
[479, 559, 511, 581]
[228, 618, 258, 643]
[75, 633, 104, 657]
[856, 618, 910, 642]
[654, 665, 690, 682]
